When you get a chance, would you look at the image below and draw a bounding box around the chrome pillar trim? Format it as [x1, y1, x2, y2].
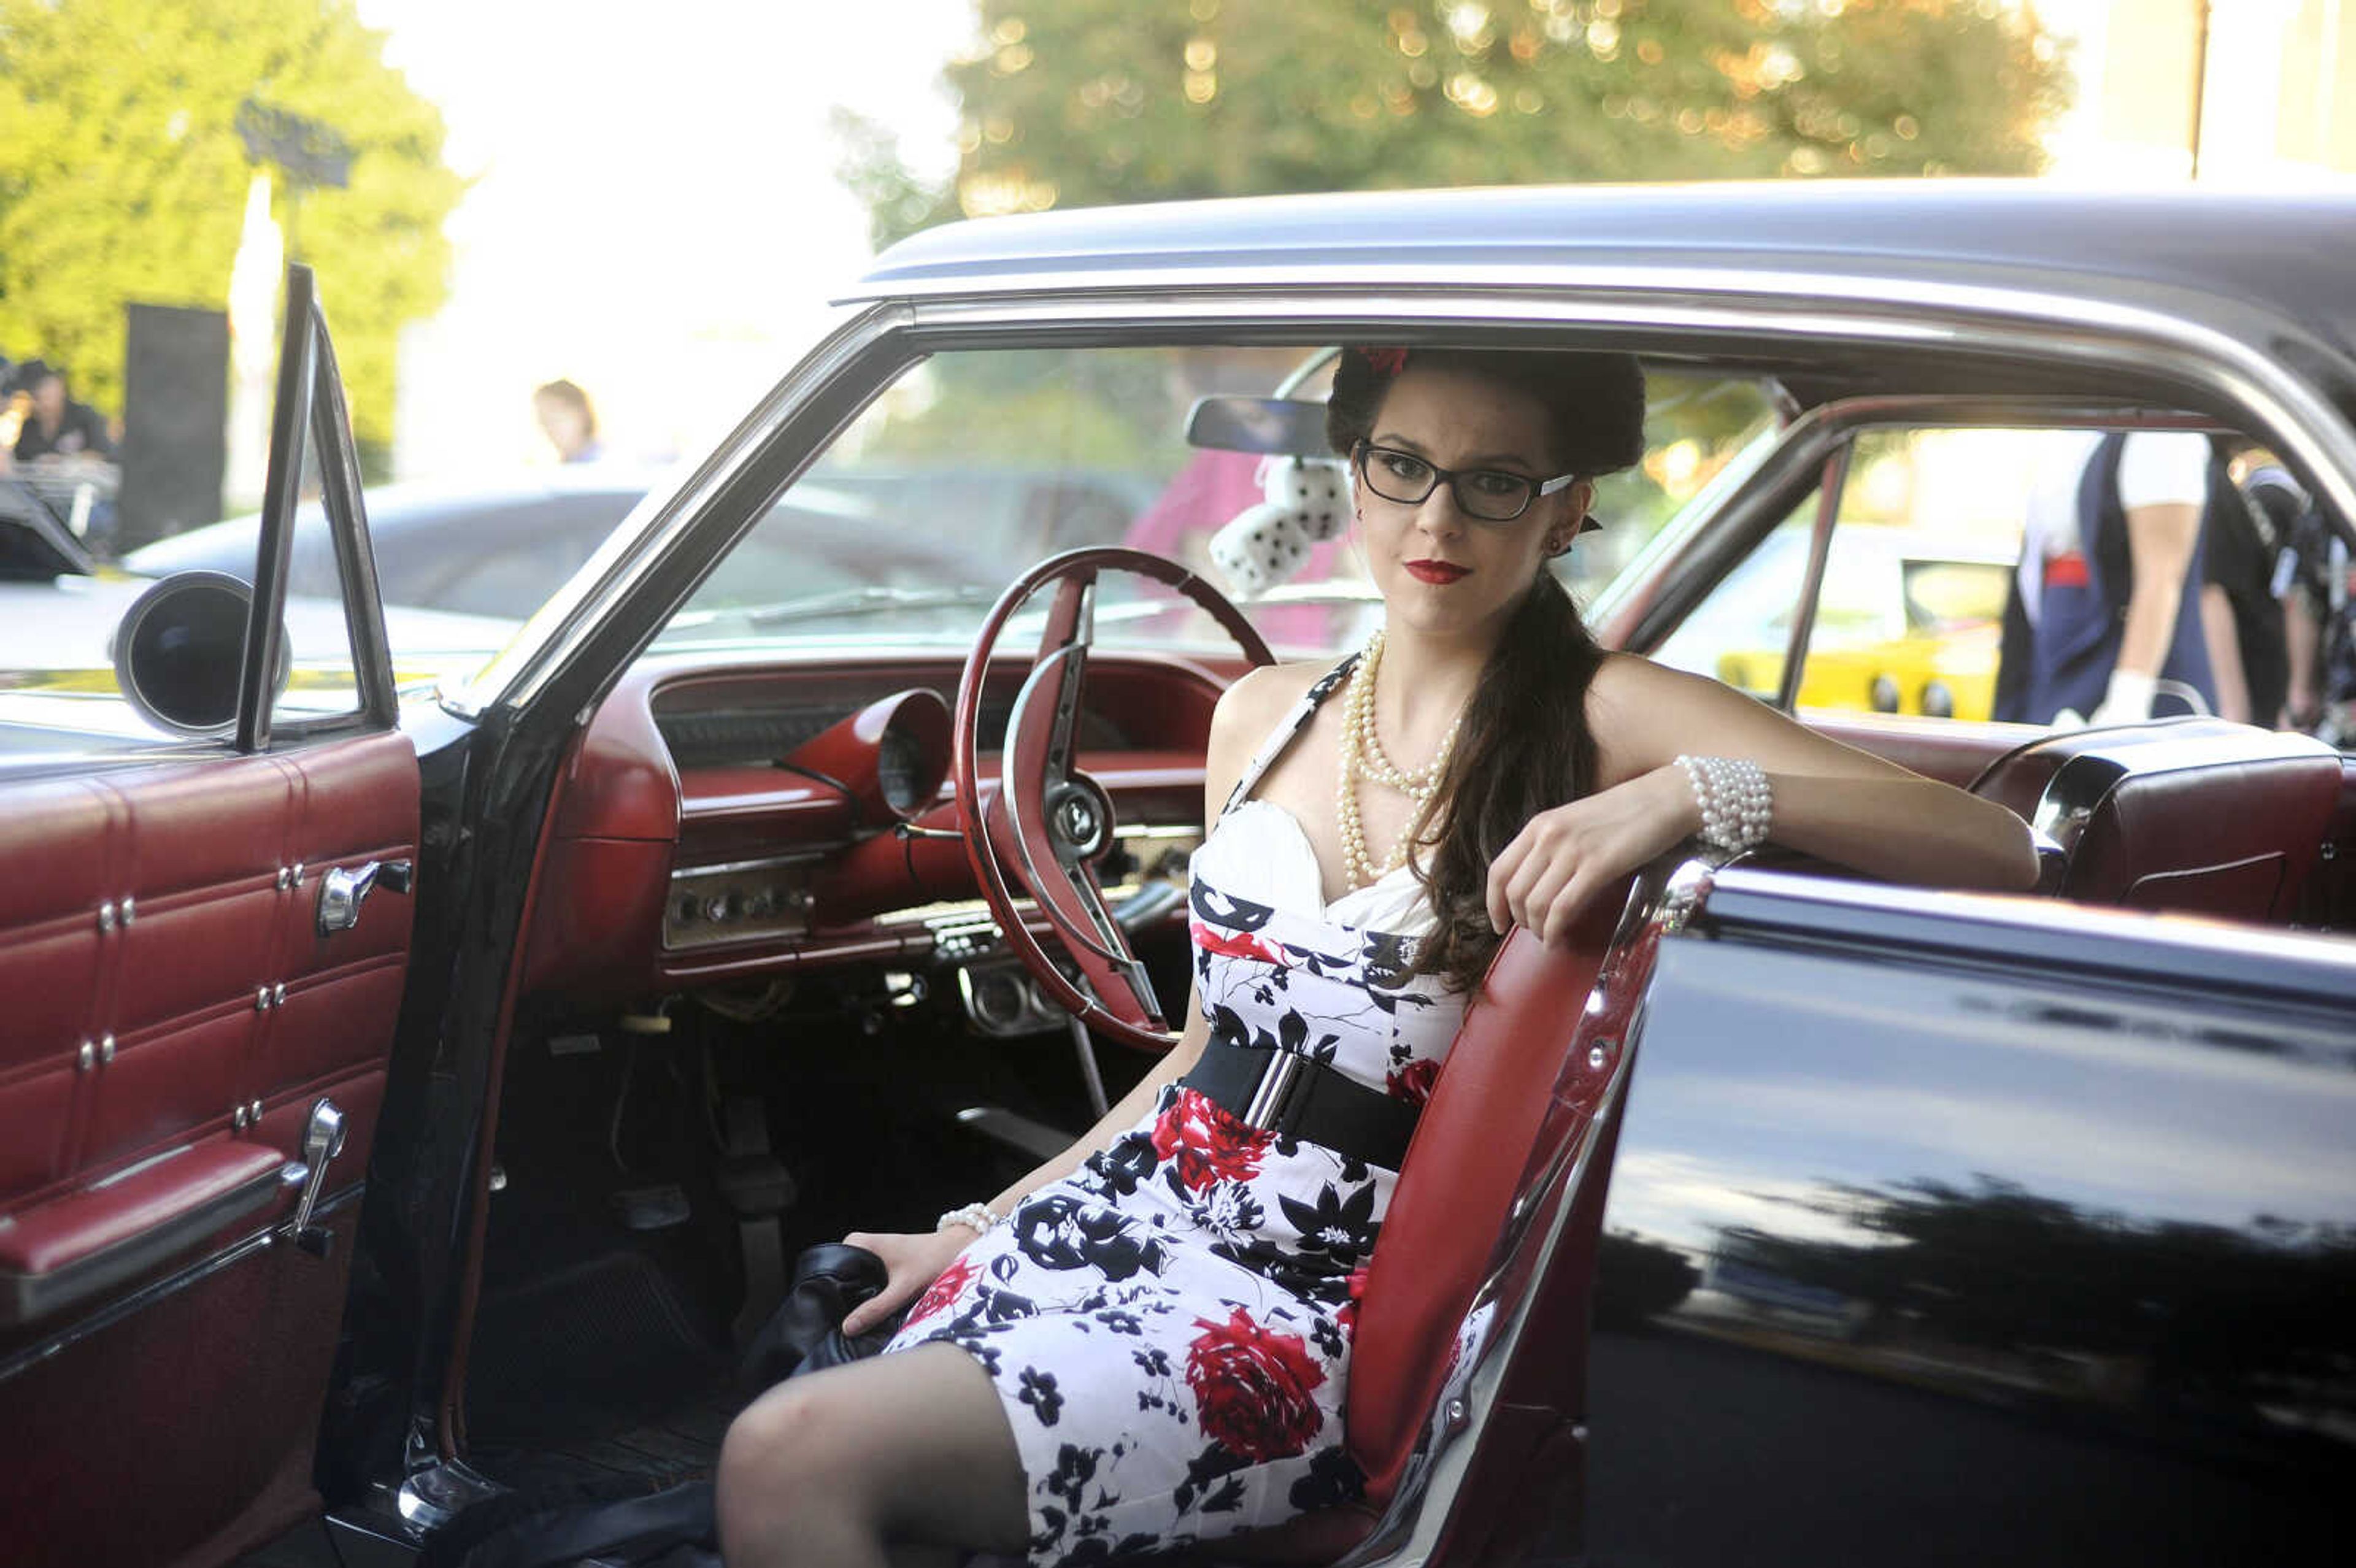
[398, 1421, 506, 1534]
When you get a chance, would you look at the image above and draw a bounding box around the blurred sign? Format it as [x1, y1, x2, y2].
[235, 101, 352, 190]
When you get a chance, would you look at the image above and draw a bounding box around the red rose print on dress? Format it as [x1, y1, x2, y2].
[1385, 1057, 1439, 1106]
[903, 1255, 978, 1329]
[1152, 1088, 1275, 1194]
[1185, 1307, 1326, 1462]
[1190, 919, 1285, 966]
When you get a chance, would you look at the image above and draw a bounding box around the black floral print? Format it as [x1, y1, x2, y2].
[886, 655, 1466, 1567]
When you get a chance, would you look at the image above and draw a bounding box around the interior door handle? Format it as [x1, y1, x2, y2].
[315, 857, 414, 936]
[279, 1097, 348, 1258]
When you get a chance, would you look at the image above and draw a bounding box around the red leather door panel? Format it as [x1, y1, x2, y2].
[0, 729, 420, 1568]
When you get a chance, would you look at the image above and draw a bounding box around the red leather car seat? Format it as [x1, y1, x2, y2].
[1970, 718, 2343, 921]
[1176, 893, 1633, 1567]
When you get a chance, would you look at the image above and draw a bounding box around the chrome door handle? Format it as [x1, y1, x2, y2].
[315, 857, 413, 936]
[279, 1097, 348, 1257]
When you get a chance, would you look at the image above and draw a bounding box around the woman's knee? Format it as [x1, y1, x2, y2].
[717, 1379, 868, 1533]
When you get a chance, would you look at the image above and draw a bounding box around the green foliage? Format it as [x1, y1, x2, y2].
[844, 0, 2071, 247]
[0, 0, 461, 447]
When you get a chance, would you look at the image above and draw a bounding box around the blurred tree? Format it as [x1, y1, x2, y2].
[842, 0, 2070, 247]
[0, 0, 461, 452]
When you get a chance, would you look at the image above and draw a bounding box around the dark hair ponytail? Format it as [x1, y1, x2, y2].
[1412, 576, 1603, 991]
[1326, 345, 1644, 991]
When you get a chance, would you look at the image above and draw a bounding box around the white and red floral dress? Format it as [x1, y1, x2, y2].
[884, 656, 1468, 1566]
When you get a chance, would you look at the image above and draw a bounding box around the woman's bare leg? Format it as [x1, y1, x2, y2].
[715, 1342, 1030, 1568]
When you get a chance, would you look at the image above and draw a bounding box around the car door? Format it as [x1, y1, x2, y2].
[0, 267, 422, 1568]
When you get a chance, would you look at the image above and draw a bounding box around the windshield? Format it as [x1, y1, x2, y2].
[644, 344, 1773, 660]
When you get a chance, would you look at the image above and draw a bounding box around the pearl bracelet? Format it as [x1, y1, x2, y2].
[1674, 755, 1773, 855]
[937, 1202, 1006, 1236]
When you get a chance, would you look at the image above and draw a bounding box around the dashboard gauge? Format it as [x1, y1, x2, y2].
[877, 727, 928, 816]
[778, 687, 951, 824]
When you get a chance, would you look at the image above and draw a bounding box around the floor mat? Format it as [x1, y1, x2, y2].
[465, 1248, 735, 1458]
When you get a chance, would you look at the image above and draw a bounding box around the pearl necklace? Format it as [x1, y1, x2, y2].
[1334, 629, 1463, 890]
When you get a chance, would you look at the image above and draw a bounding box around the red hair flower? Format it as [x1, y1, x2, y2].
[1357, 346, 1409, 375]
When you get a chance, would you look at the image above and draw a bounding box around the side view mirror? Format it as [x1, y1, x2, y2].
[110, 569, 291, 736]
[1185, 394, 1333, 457]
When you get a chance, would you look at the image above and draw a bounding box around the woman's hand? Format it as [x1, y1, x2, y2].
[840, 1226, 977, 1337]
[1487, 765, 1699, 946]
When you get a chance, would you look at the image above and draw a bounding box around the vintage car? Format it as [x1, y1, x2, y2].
[2, 184, 2354, 1568]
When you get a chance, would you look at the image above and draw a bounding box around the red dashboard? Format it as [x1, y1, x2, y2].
[520, 651, 1237, 1005]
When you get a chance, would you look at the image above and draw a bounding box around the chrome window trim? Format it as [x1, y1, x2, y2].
[446, 266, 2356, 725]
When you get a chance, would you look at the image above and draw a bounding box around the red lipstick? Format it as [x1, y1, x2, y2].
[1404, 559, 1469, 585]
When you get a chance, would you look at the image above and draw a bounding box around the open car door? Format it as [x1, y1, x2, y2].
[0, 266, 422, 1568]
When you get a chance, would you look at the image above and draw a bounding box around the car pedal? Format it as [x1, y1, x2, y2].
[610, 1182, 691, 1231]
[956, 1105, 1073, 1162]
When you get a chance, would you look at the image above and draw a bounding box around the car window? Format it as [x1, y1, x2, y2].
[1795, 428, 2032, 723]
[1650, 489, 1822, 699]
[647, 346, 1776, 661]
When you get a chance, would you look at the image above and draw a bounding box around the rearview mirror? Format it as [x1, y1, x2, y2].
[1185, 396, 1331, 457]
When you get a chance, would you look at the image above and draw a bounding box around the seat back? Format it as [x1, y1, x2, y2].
[1969, 718, 2343, 922]
[1345, 882, 1630, 1506]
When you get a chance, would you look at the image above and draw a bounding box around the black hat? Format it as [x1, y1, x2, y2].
[6, 358, 56, 397]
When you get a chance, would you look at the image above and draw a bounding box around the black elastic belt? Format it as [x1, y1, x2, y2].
[1178, 1036, 1420, 1172]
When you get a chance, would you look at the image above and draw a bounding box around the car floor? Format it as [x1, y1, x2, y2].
[236, 965, 1591, 1565]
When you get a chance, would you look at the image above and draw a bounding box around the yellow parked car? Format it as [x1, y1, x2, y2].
[1701, 531, 2015, 721]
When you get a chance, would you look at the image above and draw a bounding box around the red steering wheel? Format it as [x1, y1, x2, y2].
[953, 547, 1276, 1053]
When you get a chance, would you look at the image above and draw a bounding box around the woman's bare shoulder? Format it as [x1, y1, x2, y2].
[1584, 651, 1741, 782]
[1212, 658, 1332, 738]
[1586, 650, 1696, 721]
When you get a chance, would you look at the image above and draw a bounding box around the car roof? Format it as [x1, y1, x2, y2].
[845, 181, 2356, 396]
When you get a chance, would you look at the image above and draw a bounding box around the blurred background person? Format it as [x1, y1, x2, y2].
[1996, 429, 2217, 729]
[11, 361, 115, 466]
[2197, 438, 2292, 726]
[534, 377, 604, 464]
[2260, 460, 2356, 745]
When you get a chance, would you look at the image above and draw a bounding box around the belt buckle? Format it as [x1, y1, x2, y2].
[1239, 1049, 1309, 1135]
